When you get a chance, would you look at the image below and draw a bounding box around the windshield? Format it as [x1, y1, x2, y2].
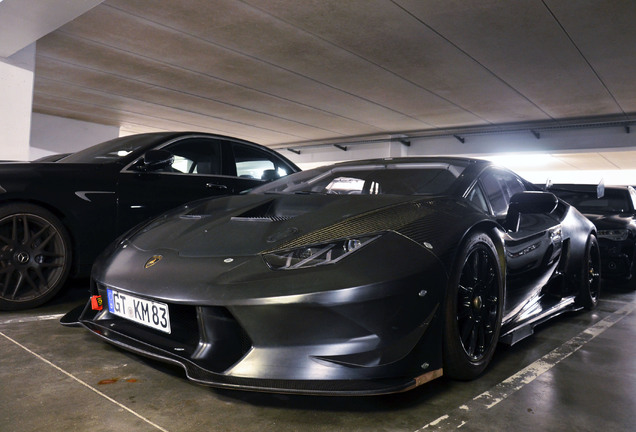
[553, 189, 632, 213]
[58, 135, 154, 164]
[250, 162, 465, 196]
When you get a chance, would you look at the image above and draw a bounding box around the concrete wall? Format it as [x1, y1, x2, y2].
[0, 44, 35, 161]
[30, 113, 119, 160]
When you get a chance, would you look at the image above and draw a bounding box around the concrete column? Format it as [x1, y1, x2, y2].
[0, 43, 35, 161]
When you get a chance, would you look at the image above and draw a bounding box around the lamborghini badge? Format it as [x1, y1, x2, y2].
[144, 255, 163, 269]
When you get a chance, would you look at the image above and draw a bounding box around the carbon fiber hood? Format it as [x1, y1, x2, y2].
[127, 194, 434, 257]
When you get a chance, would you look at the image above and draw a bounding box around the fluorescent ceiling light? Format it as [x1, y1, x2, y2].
[484, 153, 555, 168]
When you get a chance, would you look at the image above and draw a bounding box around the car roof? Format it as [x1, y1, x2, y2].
[323, 156, 492, 168]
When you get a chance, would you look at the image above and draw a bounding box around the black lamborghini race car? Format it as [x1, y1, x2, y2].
[63, 157, 600, 395]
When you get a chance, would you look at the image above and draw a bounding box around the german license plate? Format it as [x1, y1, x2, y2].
[107, 289, 171, 334]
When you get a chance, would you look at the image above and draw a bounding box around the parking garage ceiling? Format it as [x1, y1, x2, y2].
[5, 0, 636, 152]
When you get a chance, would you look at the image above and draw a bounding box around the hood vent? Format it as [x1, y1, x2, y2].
[231, 216, 293, 222]
[233, 200, 296, 222]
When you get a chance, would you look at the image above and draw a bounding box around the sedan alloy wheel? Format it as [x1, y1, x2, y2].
[0, 205, 71, 310]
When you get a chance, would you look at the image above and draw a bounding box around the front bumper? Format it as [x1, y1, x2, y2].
[71, 235, 447, 395]
[75, 274, 443, 395]
[598, 238, 636, 280]
[75, 301, 442, 395]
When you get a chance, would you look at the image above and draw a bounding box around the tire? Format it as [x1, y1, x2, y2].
[0, 204, 72, 310]
[627, 245, 636, 291]
[443, 231, 504, 380]
[576, 234, 601, 310]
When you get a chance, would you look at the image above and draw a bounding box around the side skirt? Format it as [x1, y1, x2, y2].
[499, 295, 580, 345]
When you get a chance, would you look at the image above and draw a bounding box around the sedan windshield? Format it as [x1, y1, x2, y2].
[251, 162, 465, 196]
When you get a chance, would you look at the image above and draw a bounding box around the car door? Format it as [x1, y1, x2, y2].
[477, 168, 563, 321]
[117, 136, 236, 232]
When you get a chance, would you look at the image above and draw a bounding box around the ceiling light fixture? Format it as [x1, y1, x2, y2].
[486, 153, 556, 169]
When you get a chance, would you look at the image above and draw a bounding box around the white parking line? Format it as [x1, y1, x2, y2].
[415, 300, 636, 431]
[0, 331, 170, 432]
[0, 314, 64, 325]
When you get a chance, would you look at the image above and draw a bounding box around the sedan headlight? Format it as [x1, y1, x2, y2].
[597, 229, 629, 241]
[263, 235, 379, 270]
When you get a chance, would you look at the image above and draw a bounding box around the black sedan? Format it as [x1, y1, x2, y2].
[548, 184, 636, 287]
[0, 132, 299, 310]
[63, 157, 600, 395]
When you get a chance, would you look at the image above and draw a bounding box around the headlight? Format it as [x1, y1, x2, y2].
[597, 229, 629, 241]
[263, 235, 379, 270]
[549, 226, 562, 242]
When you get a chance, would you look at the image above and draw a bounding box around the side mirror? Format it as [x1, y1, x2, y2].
[140, 150, 174, 171]
[505, 191, 558, 232]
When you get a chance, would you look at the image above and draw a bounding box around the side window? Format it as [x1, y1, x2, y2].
[479, 170, 526, 217]
[503, 174, 525, 199]
[232, 144, 290, 181]
[480, 172, 507, 216]
[133, 138, 223, 175]
[466, 184, 489, 213]
[161, 138, 222, 175]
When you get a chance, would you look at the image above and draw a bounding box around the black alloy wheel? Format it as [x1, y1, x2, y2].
[457, 247, 500, 360]
[0, 204, 71, 310]
[577, 234, 601, 310]
[443, 231, 503, 380]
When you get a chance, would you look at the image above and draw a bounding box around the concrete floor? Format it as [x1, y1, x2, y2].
[1, 279, 635, 432]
